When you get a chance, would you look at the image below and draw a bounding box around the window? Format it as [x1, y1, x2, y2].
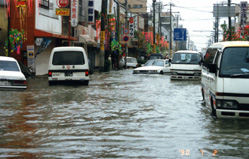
[219, 47, 249, 77]
[171, 53, 201, 64]
[52, 51, 85, 65]
[203, 48, 217, 67]
[0, 61, 19, 71]
[133, 4, 143, 8]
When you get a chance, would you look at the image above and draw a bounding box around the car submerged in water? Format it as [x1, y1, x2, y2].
[133, 59, 170, 75]
[0, 56, 27, 89]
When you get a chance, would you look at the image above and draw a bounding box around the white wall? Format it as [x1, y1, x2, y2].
[35, 39, 55, 75]
[35, 0, 62, 34]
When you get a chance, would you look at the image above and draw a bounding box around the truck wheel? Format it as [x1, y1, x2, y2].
[159, 71, 163, 75]
[210, 98, 217, 117]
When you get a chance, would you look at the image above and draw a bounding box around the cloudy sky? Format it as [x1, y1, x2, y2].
[148, 0, 244, 51]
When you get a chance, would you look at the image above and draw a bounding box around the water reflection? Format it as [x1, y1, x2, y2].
[0, 70, 248, 158]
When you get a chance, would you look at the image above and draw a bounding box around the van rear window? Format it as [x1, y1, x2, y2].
[52, 51, 85, 65]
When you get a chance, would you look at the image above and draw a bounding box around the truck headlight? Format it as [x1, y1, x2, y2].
[216, 100, 238, 109]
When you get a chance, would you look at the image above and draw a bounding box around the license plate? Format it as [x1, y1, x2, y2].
[65, 72, 73, 76]
[52, 73, 60, 77]
[0, 81, 9, 86]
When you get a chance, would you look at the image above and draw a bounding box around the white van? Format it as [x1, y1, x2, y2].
[48, 46, 89, 85]
[201, 41, 249, 118]
[170, 50, 202, 80]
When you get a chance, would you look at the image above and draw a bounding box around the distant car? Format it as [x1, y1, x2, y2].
[149, 53, 163, 59]
[0, 56, 27, 89]
[127, 57, 138, 68]
[133, 59, 171, 74]
[170, 50, 202, 80]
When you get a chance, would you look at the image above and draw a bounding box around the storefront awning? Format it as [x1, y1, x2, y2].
[79, 35, 97, 45]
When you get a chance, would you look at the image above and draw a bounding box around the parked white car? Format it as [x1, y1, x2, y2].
[127, 57, 138, 68]
[0, 56, 27, 89]
[133, 59, 170, 74]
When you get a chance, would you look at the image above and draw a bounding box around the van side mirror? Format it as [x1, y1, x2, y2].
[199, 59, 203, 66]
[208, 63, 217, 73]
[168, 59, 172, 63]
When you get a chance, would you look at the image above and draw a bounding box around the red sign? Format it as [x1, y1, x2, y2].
[57, 0, 69, 8]
[129, 17, 134, 24]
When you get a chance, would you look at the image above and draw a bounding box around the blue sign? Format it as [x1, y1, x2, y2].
[174, 28, 187, 41]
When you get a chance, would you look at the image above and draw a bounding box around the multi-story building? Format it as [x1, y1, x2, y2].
[119, 0, 147, 13]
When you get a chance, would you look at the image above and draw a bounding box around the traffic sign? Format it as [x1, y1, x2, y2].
[174, 28, 187, 41]
[123, 35, 129, 42]
[123, 28, 129, 34]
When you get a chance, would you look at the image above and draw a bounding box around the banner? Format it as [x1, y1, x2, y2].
[35, 38, 52, 57]
[27, 45, 35, 72]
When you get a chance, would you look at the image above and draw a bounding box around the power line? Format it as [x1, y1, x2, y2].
[174, 5, 212, 13]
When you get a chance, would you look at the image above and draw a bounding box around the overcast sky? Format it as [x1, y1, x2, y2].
[148, 0, 244, 51]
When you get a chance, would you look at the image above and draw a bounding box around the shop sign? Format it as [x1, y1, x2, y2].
[88, 0, 95, 24]
[71, 0, 78, 27]
[57, 0, 69, 8]
[56, 8, 70, 16]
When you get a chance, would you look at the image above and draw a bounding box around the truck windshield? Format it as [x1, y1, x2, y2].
[220, 47, 249, 77]
[52, 51, 85, 65]
[171, 53, 200, 64]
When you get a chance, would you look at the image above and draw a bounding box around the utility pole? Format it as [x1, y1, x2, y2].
[169, 2, 172, 57]
[84, 0, 88, 54]
[153, 0, 156, 53]
[228, 0, 231, 41]
[125, 0, 128, 69]
[99, 0, 106, 71]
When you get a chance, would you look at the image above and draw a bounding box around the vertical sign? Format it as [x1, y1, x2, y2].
[133, 15, 138, 33]
[88, 0, 94, 24]
[100, 31, 105, 51]
[107, 0, 114, 15]
[129, 17, 134, 37]
[71, 0, 78, 27]
[241, 1, 247, 26]
[27, 45, 35, 73]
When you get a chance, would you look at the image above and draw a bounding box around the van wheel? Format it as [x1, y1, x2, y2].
[83, 81, 89, 86]
[201, 88, 205, 101]
[159, 71, 163, 75]
[210, 98, 217, 117]
[48, 81, 54, 86]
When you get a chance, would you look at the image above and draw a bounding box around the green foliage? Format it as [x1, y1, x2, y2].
[111, 40, 122, 52]
[4, 28, 26, 54]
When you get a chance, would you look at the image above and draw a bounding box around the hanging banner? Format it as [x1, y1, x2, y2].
[27, 45, 35, 72]
[71, 0, 78, 27]
[35, 38, 52, 57]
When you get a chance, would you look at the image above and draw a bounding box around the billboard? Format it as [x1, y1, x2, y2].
[213, 5, 235, 17]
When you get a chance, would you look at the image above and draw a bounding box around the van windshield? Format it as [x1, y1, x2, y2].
[171, 53, 200, 64]
[220, 47, 249, 77]
[52, 51, 85, 65]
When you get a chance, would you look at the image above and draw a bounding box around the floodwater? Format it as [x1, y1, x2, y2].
[1, 69, 249, 159]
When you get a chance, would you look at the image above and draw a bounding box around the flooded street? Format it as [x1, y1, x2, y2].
[1, 69, 249, 158]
